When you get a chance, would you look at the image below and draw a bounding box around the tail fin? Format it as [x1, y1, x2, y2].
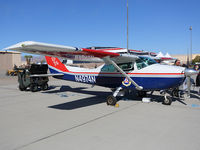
[45, 56, 69, 72]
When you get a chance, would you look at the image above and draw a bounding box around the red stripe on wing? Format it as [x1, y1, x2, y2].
[82, 48, 120, 58]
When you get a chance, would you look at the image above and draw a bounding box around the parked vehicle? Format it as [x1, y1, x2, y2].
[18, 64, 49, 92]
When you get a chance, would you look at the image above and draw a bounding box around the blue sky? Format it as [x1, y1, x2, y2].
[0, 0, 199, 55]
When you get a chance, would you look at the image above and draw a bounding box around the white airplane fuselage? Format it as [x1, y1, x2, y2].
[46, 56, 185, 90]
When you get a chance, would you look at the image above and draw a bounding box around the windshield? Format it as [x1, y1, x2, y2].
[136, 56, 157, 70]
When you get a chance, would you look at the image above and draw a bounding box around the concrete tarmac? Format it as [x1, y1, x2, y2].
[0, 76, 200, 150]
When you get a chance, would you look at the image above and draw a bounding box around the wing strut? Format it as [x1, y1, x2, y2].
[104, 57, 143, 90]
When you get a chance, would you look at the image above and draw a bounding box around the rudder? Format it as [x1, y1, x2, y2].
[45, 56, 69, 72]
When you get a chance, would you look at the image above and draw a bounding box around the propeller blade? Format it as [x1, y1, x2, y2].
[184, 68, 199, 76]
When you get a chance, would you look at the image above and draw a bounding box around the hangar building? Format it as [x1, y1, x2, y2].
[0, 51, 22, 74]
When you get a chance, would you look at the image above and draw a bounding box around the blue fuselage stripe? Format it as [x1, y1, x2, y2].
[49, 68, 184, 90]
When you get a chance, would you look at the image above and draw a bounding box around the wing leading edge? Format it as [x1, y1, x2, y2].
[5, 41, 139, 64]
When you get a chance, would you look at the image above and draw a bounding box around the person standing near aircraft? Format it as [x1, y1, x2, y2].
[196, 73, 200, 94]
[172, 59, 183, 97]
[174, 59, 181, 66]
[194, 64, 199, 71]
[194, 64, 200, 94]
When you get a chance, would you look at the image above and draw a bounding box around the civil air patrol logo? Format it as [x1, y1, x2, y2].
[122, 77, 131, 87]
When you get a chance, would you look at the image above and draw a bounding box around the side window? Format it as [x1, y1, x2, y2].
[101, 62, 134, 72]
[118, 62, 134, 71]
[101, 64, 116, 72]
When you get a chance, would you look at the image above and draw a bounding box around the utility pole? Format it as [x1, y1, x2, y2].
[189, 26, 192, 66]
[187, 48, 189, 67]
[187, 26, 193, 98]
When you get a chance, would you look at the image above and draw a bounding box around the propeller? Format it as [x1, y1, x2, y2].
[184, 68, 199, 97]
[184, 68, 199, 77]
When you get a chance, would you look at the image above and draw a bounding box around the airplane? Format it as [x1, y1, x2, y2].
[5, 41, 199, 106]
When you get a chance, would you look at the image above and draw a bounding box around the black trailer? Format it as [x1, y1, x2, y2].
[18, 64, 49, 92]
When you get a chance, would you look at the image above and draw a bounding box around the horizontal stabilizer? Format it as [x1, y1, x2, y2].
[30, 73, 64, 77]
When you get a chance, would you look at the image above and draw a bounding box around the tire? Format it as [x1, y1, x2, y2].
[30, 84, 38, 92]
[41, 83, 48, 91]
[106, 95, 117, 106]
[163, 96, 172, 105]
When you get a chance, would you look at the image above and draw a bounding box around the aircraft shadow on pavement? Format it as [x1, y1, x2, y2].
[47, 86, 110, 110]
[46, 86, 171, 110]
[46, 86, 191, 110]
[49, 96, 107, 110]
[43, 85, 111, 96]
[190, 90, 200, 100]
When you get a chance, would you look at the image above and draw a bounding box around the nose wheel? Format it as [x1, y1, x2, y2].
[160, 90, 172, 105]
[163, 95, 172, 105]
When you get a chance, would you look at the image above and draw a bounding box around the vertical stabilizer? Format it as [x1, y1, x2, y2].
[45, 56, 69, 72]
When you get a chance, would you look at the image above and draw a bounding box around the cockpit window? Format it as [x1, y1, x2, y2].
[101, 64, 116, 72]
[101, 62, 134, 72]
[118, 62, 134, 71]
[136, 56, 157, 70]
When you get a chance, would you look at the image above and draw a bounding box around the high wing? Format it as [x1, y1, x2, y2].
[5, 41, 142, 90]
[5, 41, 138, 63]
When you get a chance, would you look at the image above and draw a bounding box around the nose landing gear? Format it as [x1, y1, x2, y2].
[163, 95, 172, 105]
[160, 90, 172, 105]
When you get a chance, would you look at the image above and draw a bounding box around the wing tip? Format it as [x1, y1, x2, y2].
[4, 41, 37, 50]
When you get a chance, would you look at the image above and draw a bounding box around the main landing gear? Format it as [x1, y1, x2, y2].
[107, 87, 124, 106]
[106, 95, 117, 106]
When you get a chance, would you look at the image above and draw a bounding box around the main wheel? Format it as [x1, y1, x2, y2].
[41, 83, 48, 91]
[30, 84, 38, 92]
[163, 95, 172, 105]
[106, 95, 117, 106]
